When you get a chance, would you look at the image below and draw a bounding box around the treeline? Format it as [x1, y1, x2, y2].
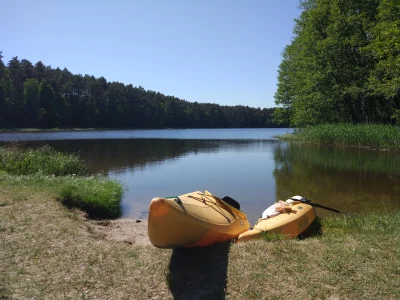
[0, 53, 283, 129]
[274, 0, 400, 127]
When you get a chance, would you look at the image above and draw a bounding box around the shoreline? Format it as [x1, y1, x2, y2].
[0, 127, 289, 133]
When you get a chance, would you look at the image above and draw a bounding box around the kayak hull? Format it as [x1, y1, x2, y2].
[148, 191, 250, 248]
[238, 202, 316, 241]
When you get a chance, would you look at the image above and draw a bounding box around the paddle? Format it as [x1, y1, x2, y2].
[290, 197, 341, 214]
[221, 194, 341, 214]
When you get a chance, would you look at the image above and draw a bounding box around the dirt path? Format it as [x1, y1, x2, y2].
[88, 218, 151, 246]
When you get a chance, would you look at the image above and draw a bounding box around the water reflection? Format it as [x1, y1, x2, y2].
[2, 133, 399, 223]
[37, 139, 275, 174]
[20, 139, 280, 223]
[273, 143, 400, 218]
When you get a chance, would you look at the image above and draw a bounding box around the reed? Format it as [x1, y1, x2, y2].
[0, 144, 86, 175]
[280, 124, 400, 150]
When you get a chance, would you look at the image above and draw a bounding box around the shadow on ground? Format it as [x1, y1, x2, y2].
[168, 242, 231, 300]
[298, 216, 323, 239]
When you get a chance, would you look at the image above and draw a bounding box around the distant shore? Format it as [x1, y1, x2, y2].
[0, 127, 290, 133]
[0, 128, 126, 132]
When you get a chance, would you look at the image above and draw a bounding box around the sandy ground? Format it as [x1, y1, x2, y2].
[87, 217, 151, 246]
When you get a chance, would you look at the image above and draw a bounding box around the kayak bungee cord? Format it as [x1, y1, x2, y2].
[188, 193, 234, 223]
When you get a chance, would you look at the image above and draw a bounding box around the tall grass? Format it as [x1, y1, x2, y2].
[0, 145, 123, 219]
[59, 176, 123, 219]
[280, 124, 400, 150]
[0, 173, 124, 219]
[0, 145, 86, 175]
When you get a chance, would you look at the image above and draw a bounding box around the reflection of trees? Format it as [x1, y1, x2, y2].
[273, 143, 400, 217]
[30, 139, 275, 174]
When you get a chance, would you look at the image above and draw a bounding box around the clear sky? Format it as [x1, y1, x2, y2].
[1, 0, 301, 109]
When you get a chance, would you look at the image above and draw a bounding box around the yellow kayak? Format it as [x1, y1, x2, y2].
[148, 191, 250, 248]
[238, 197, 316, 242]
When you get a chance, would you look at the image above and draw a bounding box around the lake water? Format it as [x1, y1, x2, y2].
[1, 128, 399, 224]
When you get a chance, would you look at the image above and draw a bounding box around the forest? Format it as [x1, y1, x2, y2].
[0, 53, 281, 129]
[274, 0, 400, 127]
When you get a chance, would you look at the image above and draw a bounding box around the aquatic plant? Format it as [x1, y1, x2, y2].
[280, 124, 400, 150]
[0, 145, 86, 175]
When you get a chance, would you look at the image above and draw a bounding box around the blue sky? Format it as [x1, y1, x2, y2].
[1, 0, 301, 109]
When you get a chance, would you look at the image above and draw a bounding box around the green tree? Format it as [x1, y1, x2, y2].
[367, 0, 400, 123]
[1, 53, 282, 129]
[23, 78, 40, 126]
[0, 52, 6, 126]
[274, 0, 386, 126]
[39, 80, 58, 127]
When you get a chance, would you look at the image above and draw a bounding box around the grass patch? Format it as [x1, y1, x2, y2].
[279, 123, 400, 150]
[322, 211, 400, 236]
[0, 173, 123, 219]
[0, 144, 86, 176]
[260, 232, 286, 241]
[0, 144, 123, 219]
[59, 176, 123, 219]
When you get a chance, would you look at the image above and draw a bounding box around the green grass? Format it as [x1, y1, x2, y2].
[0, 173, 124, 219]
[280, 123, 400, 150]
[322, 211, 400, 236]
[0, 145, 123, 219]
[59, 176, 123, 219]
[260, 232, 286, 241]
[0, 144, 86, 176]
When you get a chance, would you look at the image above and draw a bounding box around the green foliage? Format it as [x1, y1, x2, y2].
[392, 109, 400, 125]
[0, 144, 123, 219]
[0, 172, 123, 219]
[23, 78, 40, 125]
[58, 176, 123, 219]
[281, 123, 400, 150]
[275, 0, 400, 127]
[0, 55, 285, 129]
[0, 145, 86, 175]
[38, 80, 58, 128]
[367, 0, 400, 101]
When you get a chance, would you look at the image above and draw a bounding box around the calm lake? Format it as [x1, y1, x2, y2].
[1, 128, 399, 224]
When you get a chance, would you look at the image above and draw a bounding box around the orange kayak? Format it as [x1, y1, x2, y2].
[238, 197, 316, 242]
[148, 191, 250, 248]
